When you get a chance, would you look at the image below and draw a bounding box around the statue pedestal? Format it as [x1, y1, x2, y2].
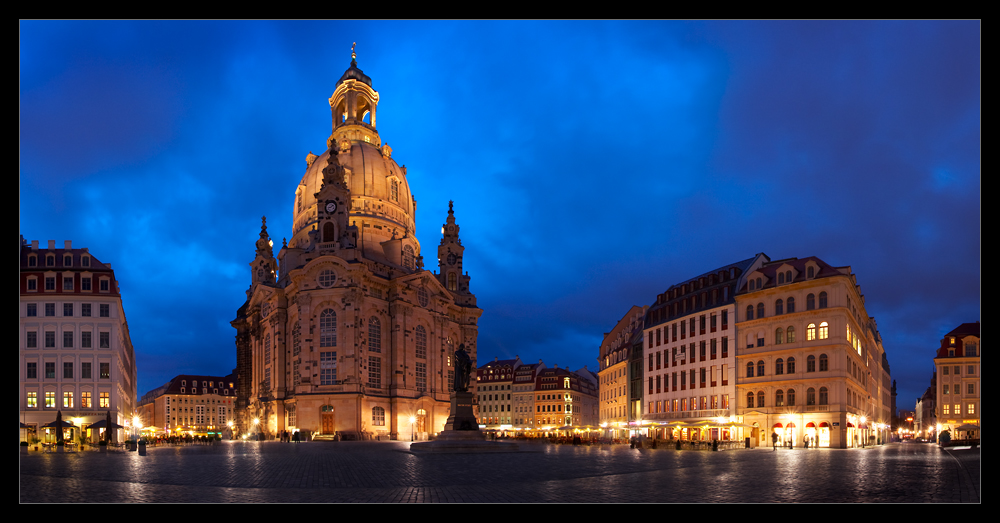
[410, 392, 519, 454]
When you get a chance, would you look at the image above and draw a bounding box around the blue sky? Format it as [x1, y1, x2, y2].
[20, 21, 980, 408]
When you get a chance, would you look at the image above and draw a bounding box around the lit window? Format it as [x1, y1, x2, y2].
[63, 392, 74, 408]
[372, 406, 385, 426]
[45, 392, 56, 408]
[807, 323, 816, 341]
[819, 322, 829, 340]
[27, 392, 38, 408]
[100, 392, 109, 408]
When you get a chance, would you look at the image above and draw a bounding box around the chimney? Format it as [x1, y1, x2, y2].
[48, 240, 55, 249]
[31, 240, 38, 250]
[64, 240, 72, 250]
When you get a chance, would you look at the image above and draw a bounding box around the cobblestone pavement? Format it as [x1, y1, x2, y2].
[19, 441, 979, 503]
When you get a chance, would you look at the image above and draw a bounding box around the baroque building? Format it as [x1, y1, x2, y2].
[933, 322, 980, 440]
[598, 305, 647, 440]
[137, 373, 237, 438]
[19, 237, 137, 444]
[735, 255, 892, 448]
[232, 51, 482, 441]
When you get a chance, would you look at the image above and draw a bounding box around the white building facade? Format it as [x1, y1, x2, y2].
[20, 238, 137, 444]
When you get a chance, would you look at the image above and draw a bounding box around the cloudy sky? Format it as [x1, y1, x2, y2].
[20, 21, 979, 408]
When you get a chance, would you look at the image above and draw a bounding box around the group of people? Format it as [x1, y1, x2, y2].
[771, 432, 817, 450]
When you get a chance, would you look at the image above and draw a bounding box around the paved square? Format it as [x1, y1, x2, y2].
[19, 441, 979, 503]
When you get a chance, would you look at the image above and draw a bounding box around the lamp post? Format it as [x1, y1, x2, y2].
[409, 416, 416, 441]
[253, 417, 261, 441]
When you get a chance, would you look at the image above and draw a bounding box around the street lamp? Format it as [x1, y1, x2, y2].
[409, 416, 416, 441]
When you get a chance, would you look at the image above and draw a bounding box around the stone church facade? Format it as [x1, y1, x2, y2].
[233, 51, 481, 440]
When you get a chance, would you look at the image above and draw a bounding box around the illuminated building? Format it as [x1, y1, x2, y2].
[476, 357, 521, 430]
[512, 361, 545, 430]
[933, 322, 980, 439]
[735, 255, 892, 448]
[137, 374, 236, 437]
[642, 255, 767, 442]
[533, 365, 598, 433]
[19, 237, 137, 444]
[232, 48, 481, 441]
[598, 306, 646, 440]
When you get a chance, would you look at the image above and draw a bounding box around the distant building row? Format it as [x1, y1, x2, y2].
[599, 253, 894, 448]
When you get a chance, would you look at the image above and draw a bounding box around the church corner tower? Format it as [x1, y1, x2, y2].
[234, 44, 482, 443]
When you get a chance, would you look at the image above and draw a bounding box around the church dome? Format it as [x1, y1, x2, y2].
[290, 141, 417, 258]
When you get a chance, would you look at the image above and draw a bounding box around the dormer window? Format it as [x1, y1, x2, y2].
[82, 256, 90, 267]
[64, 255, 72, 266]
[28, 255, 37, 267]
[46, 255, 54, 267]
[807, 266, 815, 278]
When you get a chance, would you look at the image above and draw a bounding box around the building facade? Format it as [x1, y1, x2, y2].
[512, 361, 545, 430]
[20, 238, 137, 444]
[735, 255, 892, 448]
[476, 356, 522, 430]
[137, 374, 237, 438]
[232, 52, 482, 441]
[598, 306, 646, 440]
[533, 365, 599, 433]
[933, 322, 980, 439]
[642, 255, 766, 442]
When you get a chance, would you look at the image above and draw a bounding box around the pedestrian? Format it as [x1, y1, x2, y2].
[803, 434, 809, 449]
[771, 431, 778, 451]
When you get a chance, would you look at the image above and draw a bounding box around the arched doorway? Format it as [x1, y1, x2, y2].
[321, 405, 335, 434]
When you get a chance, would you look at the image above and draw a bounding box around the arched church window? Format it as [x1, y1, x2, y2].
[417, 287, 429, 307]
[369, 317, 381, 353]
[320, 309, 337, 347]
[447, 272, 457, 292]
[372, 406, 384, 426]
[323, 222, 336, 243]
[391, 179, 399, 202]
[403, 245, 414, 270]
[264, 334, 271, 363]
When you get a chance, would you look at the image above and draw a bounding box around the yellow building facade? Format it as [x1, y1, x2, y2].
[736, 256, 892, 448]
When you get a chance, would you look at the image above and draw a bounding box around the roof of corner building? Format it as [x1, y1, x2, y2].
[945, 322, 980, 338]
[745, 255, 846, 291]
[20, 246, 113, 272]
[477, 358, 519, 370]
[661, 256, 759, 294]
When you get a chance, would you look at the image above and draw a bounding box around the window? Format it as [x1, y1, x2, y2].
[27, 332, 37, 348]
[82, 303, 91, 317]
[46, 392, 56, 408]
[82, 362, 91, 379]
[45, 277, 55, 290]
[967, 403, 975, 415]
[806, 293, 815, 310]
[45, 332, 55, 348]
[819, 291, 827, 308]
[318, 269, 336, 288]
[100, 279, 109, 291]
[775, 358, 784, 375]
[64, 362, 73, 378]
[746, 305, 754, 320]
[775, 299, 783, 315]
[787, 297, 795, 313]
[27, 303, 37, 317]
[368, 356, 381, 388]
[787, 389, 796, 406]
[82, 331, 92, 348]
[943, 384, 949, 395]
[757, 391, 765, 408]
[45, 303, 55, 316]
[807, 387, 816, 405]
[819, 354, 828, 372]
[100, 332, 110, 348]
[775, 327, 783, 345]
[27, 392, 37, 408]
[82, 277, 91, 291]
[819, 387, 828, 405]
[807, 266, 814, 278]
[807, 355, 816, 372]
[746, 392, 754, 408]
[100, 392, 109, 408]
[64, 277, 73, 291]
[29, 255, 37, 267]
[746, 362, 754, 378]
[264, 334, 271, 363]
[100, 304, 110, 317]
[416, 361, 427, 392]
[757, 303, 764, 319]
[63, 303, 72, 317]
[100, 362, 110, 379]
[27, 362, 37, 378]
[82, 256, 90, 267]
[787, 357, 795, 373]
[63, 392, 74, 408]
[368, 317, 381, 353]
[757, 360, 765, 376]
[403, 245, 415, 270]
[967, 383, 974, 395]
[28, 278, 37, 291]
[807, 323, 816, 341]
[776, 389, 784, 407]
[64, 331, 73, 348]
[415, 325, 427, 359]
[64, 255, 72, 266]
[819, 322, 829, 340]
[320, 352, 337, 385]
[46, 255, 55, 267]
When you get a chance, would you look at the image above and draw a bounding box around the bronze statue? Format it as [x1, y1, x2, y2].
[454, 344, 472, 392]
